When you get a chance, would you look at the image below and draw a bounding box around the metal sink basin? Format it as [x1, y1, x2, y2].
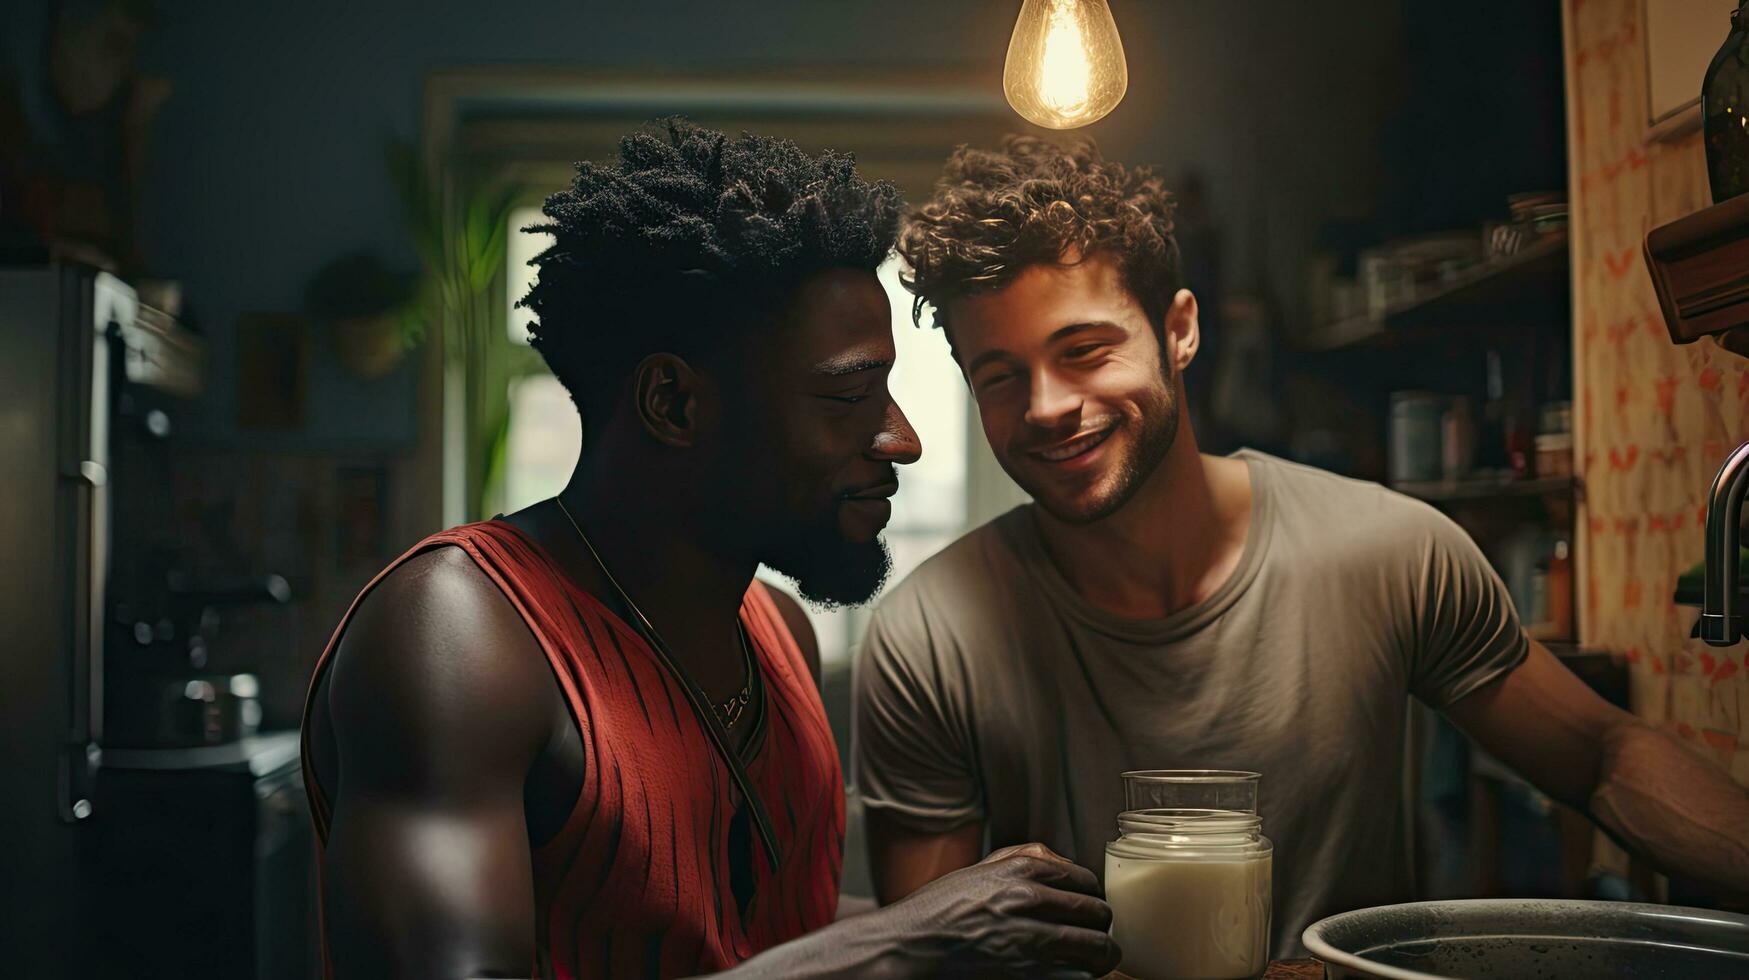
[1302, 899, 1749, 979]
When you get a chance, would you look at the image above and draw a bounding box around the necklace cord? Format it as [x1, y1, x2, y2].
[553, 498, 784, 874]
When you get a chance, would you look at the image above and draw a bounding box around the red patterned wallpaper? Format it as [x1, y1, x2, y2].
[1568, 0, 1748, 782]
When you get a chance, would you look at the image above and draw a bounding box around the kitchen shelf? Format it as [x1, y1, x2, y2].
[1540, 640, 1613, 661]
[1645, 191, 1749, 345]
[1392, 475, 1578, 503]
[1298, 231, 1570, 353]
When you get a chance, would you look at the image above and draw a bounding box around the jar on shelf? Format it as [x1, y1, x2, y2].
[1105, 808, 1274, 980]
[1388, 392, 1447, 485]
[1534, 432, 1573, 479]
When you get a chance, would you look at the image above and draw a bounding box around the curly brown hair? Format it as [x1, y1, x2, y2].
[898, 135, 1179, 335]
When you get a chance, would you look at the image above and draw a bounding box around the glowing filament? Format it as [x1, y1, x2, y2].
[1004, 0, 1129, 129]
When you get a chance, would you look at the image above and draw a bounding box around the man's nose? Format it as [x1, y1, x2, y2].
[1023, 367, 1081, 430]
[869, 399, 923, 464]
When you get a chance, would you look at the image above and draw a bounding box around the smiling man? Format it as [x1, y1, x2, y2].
[300, 122, 1120, 980]
[852, 135, 1749, 957]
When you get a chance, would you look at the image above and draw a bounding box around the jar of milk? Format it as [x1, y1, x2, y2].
[1104, 808, 1272, 980]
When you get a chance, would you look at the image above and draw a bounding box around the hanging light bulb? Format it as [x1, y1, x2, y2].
[1003, 0, 1129, 130]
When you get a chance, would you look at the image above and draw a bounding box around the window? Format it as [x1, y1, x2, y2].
[506, 204, 549, 346]
[500, 213, 976, 664]
[503, 372, 581, 512]
[761, 256, 970, 664]
[500, 205, 578, 512]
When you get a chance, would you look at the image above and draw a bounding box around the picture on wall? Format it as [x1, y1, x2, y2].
[236, 312, 310, 429]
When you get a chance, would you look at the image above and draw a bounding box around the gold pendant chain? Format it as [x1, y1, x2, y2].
[555, 498, 757, 730]
[552, 497, 782, 869]
[715, 626, 756, 732]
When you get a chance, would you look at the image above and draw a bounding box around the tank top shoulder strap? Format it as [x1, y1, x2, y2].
[298, 520, 587, 842]
[739, 580, 808, 689]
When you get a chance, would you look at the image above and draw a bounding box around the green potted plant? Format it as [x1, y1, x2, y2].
[303, 251, 420, 379]
[388, 140, 520, 518]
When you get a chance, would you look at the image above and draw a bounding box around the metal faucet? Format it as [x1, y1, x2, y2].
[1700, 440, 1749, 644]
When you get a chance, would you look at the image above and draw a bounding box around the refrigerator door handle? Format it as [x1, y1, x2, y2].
[72, 459, 108, 488]
[58, 459, 104, 824]
[57, 740, 99, 823]
[55, 278, 117, 823]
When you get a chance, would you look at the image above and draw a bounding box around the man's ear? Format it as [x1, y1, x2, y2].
[1163, 288, 1201, 372]
[632, 352, 702, 448]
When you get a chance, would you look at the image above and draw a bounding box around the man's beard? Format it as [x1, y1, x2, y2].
[1027, 381, 1179, 525]
[762, 511, 894, 609]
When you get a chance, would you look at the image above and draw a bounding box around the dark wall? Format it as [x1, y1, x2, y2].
[128, 0, 1407, 446]
[128, 0, 992, 447]
[94, 0, 1408, 720]
[1378, 0, 1569, 236]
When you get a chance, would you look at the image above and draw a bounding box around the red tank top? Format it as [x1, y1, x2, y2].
[300, 521, 845, 979]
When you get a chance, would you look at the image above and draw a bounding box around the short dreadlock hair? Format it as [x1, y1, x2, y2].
[898, 136, 1178, 336]
[518, 119, 903, 431]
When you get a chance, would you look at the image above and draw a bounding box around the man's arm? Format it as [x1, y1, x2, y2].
[768, 585, 985, 911]
[1446, 639, 1749, 893]
[865, 813, 984, 905]
[321, 549, 558, 979]
[321, 557, 1117, 979]
[851, 599, 994, 906]
[773, 584, 993, 910]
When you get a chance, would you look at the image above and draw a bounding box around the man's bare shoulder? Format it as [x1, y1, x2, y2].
[325, 545, 554, 782]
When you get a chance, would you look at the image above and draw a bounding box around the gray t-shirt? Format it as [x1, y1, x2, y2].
[852, 450, 1527, 957]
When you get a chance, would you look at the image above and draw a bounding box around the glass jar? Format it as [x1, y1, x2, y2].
[1704, 1, 1749, 203]
[1105, 809, 1273, 980]
[1122, 770, 1260, 813]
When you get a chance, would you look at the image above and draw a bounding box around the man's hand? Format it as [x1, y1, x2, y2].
[721, 843, 1121, 979]
[875, 843, 1121, 977]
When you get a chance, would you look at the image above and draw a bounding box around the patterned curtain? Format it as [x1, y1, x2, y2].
[1568, 0, 1748, 784]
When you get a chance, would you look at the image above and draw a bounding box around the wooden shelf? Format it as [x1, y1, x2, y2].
[1645, 191, 1749, 344]
[1541, 640, 1613, 661]
[1298, 231, 1570, 352]
[1392, 475, 1577, 503]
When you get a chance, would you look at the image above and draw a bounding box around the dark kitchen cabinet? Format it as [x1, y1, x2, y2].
[85, 732, 318, 980]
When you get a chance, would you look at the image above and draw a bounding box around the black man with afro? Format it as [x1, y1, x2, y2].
[299, 120, 1121, 980]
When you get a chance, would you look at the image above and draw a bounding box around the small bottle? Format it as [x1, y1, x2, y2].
[1505, 411, 1533, 479]
[1547, 539, 1574, 640]
[1704, 1, 1749, 203]
[1478, 349, 1508, 472]
[1529, 564, 1550, 634]
[1441, 397, 1475, 481]
[1105, 809, 1273, 980]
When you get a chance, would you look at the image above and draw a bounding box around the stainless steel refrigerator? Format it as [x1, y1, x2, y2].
[2, 264, 318, 978]
[0, 263, 131, 976]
